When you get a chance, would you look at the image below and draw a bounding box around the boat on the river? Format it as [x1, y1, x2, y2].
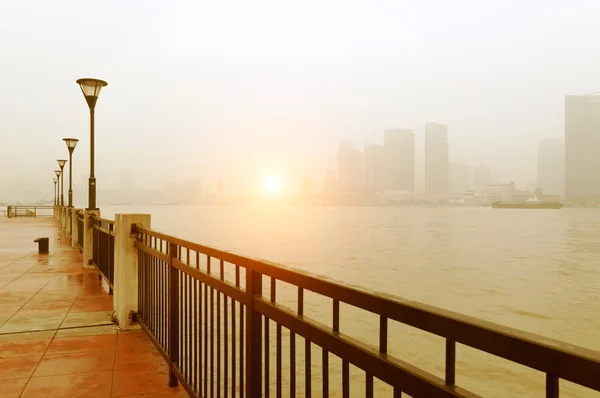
[492, 201, 563, 209]
[492, 194, 563, 209]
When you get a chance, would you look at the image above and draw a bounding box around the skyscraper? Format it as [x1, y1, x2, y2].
[425, 123, 449, 193]
[537, 138, 564, 198]
[363, 144, 385, 191]
[565, 94, 600, 204]
[337, 141, 363, 191]
[383, 129, 415, 191]
[449, 163, 472, 193]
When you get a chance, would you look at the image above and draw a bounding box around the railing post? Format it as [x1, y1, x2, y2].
[71, 209, 79, 248]
[61, 206, 67, 231]
[245, 268, 263, 397]
[83, 209, 100, 267]
[168, 241, 179, 387]
[113, 214, 151, 330]
[66, 207, 73, 237]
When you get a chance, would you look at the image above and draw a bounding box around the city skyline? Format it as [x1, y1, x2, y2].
[1, 2, 598, 204]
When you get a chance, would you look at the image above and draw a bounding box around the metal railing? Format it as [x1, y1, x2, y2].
[5, 205, 54, 218]
[77, 211, 84, 251]
[132, 225, 600, 398]
[92, 217, 115, 294]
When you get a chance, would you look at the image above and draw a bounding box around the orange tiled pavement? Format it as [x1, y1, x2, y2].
[0, 217, 188, 397]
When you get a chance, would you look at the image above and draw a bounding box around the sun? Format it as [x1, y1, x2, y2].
[264, 176, 282, 194]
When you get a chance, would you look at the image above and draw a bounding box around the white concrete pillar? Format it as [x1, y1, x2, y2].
[71, 208, 79, 248]
[83, 210, 99, 268]
[114, 214, 151, 330]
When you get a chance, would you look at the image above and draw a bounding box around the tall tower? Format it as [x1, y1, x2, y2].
[383, 129, 415, 191]
[425, 123, 449, 193]
[565, 94, 600, 204]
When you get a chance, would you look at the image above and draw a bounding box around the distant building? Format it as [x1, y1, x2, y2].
[565, 94, 600, 204]
[425, 123, 449, 193]
[449, 163, 472, 193]
[482, 182, 520, 205]
[363, 144, 385, 191]
[472, 165, 492, 192]
[537, 138, 565, 198]
[337, 141, 363, 191]
[383, 128, 415, 191]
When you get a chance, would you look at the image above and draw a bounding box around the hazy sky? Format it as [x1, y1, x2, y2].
[1, 0, 599, 202]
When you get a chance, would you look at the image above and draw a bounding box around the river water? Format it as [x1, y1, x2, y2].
[102, 205, 600, 397]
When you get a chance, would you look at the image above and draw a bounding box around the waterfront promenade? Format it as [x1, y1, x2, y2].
[0, 217, 187, 397]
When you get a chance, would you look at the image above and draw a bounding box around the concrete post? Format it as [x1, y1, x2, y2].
[71, 208, 79, 248]
[114, 214, 151, 330]
[62, 207, 67, 232]
[83, 210, 99, 268]
[66, 207, 73, 237]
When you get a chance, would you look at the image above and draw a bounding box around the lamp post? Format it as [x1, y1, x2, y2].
[57, 160, 67, 206]
[53, 178, 58, 206]
[76, 78, 107, 211]
[63, 138, 79, 207]
[54, 170, 61, 206]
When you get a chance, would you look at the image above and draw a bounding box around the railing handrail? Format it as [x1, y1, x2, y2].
[134, 225, 600, 393]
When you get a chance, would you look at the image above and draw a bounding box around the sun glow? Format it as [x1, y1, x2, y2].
[264, 176, 282, 194]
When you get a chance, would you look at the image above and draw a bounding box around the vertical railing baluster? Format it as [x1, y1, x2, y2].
[333, 300, 339, 333]
[224, 295, 229, 398]
[245, 268, 262, 398]
[393, 387, 402, 397]
[192, 276, 197, 392]
[178, 264, 183, 373]
[298, 287, 304, 316]
[198, 281, 203, 393]
[211, 287, 214, 398]
[546, 374, 559, 398]
[445, 339, 456, 386]
[204, 279, 208, 397]
[305, 340, 311, 398]
[342, 360, 349, 398]
[232, 299, 236, 397]
[366, 374, 373, 398]
[217, 291, 221, 398]
[265, 316, 270, 398]
[276, 323, 282, 398]
[322, 349, 329, 398]
[240, 303, 244, 398]
[187, 273, 192, 383]
[380, 315, 388, 354]
[182, 269, 188, 379]
[290, 331, 296, 398]
[168, 242, 179, 387]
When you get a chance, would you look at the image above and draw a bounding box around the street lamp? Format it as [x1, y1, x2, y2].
[53, 178, 58, 206]
[63, 138, 79, 207]
[76, 78, 108, 211]
[57, 160, 67, 206]
[54, 170, 61, 206]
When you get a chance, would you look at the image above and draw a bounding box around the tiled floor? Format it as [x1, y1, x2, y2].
[0, 218, 188, 397]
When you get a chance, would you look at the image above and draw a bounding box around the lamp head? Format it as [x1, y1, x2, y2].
[76, 78, 108, 110]
[63, 138, 79, 154]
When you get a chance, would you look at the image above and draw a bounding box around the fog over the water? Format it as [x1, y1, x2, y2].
[1, 0, 599, 203]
